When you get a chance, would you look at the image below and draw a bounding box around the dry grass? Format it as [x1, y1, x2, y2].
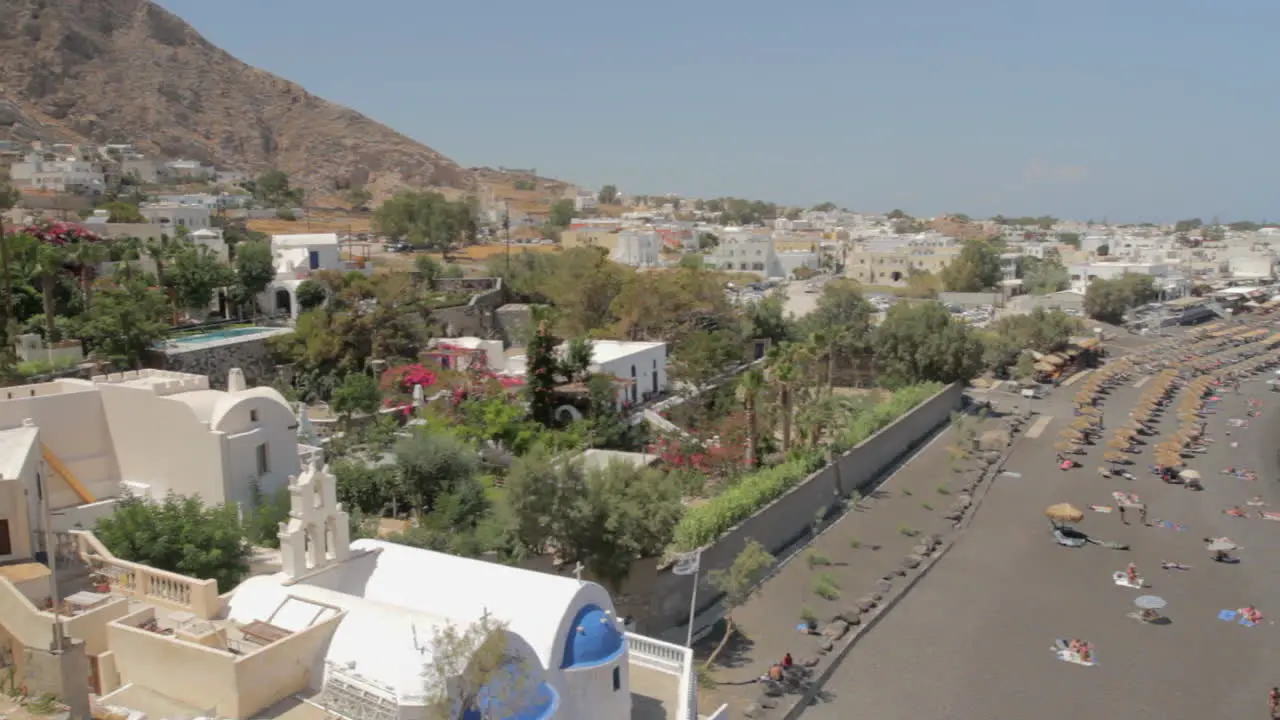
[247, 210, 373, 236]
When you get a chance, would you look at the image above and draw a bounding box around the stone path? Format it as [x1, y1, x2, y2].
[694, 408, 1017, 717]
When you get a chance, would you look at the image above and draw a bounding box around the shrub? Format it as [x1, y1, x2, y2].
[901, 488, 913, 497]
[812, 573, 841, 601]
[671, 383, 943, 550]
[921, 502, 933, 511]
[806, 551, 832, 568]
[848, 539, 862, 549]
[800, 606, 818, 627]
[936, 485, 952, 495]
[899, 525, 919, 537]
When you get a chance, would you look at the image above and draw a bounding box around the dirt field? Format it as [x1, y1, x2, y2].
[246, 210, 373, 236]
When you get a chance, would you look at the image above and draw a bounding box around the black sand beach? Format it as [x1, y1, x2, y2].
[801, 349, 1280, 719]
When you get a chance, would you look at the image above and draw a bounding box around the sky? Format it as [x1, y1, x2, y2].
[155, 0, 1280, 223]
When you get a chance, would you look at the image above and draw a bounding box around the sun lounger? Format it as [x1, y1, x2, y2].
[1054, 529, 1086, 548]
[1112, 571, 1144, 588]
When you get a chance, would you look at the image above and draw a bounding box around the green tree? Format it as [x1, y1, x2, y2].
[1020, 255, 1069, 295]
[78, 276, 169, 367]
[252, 169, 304, 207]
[697, 232, 719, 250]
[1173, 218, 1203, 233]
[98, 201, 145, 223]
[548, 199, 575, 228]
[705, 540, 774, 670]
[800, 279, 873, 358]
[330, 372, 381, 421]
[736, 367, 765, 468]
[232, 240, 275, 315]
[373, 191, 472, 251]
[501, 451, 683, 593]
[95, 492, 251, 591]
[0, 174, 21, 330]
[295, 279, 327, 311]
[245, 486, 290, 549]
[393, 428, 483, 516]
[562, 336, 594, 383]
[1013, 352, 1038, 382]
[525, 321, 562, 426]
[167, 244, 233, 315]
[873, 302, 984, 387]
[744, 294, 796, 345]
[1096, 244, 1110, 257]
[811, 201, 837, 212]
[678, 253, 703, 269]
[344, 187, 372, 210]
[940, 239, 1002, 292]
[414, 254, 444, 290]
[597, 184, 619, 205]
[1056, 232, 1082, 248]
[1084, 273, 1157, 324]
[423, 615, 540, 720]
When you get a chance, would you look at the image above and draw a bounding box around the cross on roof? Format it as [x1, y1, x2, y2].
[573, 562, 585, 581]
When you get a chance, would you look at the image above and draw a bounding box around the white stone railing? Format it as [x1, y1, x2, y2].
[68, 529, 222, 619]
[626, 632, 697, 720]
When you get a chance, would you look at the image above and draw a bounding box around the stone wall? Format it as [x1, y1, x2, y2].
[152, 336, 284, 390]
[434, 277, 506, 339]
[495, 304, 535, 347]
[519, 382, 966, 632]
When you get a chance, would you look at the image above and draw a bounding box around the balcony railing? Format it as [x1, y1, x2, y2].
[67, 529, 222, 619]
[626, 632, 698, 720]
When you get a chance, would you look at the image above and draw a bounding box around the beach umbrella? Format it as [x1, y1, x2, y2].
[1179, 469, 1201, 481]
[1134, 595, 1167, 610]
[1054, 441, 1078, 453]
[1104, 451, 1127, 463]
[1206, 540, 1237, 552]
[1106, 439, 1130, 449]
[1045, 503, 1085, 524]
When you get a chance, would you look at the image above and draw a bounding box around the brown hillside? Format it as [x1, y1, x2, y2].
[0, 0, 474, 198]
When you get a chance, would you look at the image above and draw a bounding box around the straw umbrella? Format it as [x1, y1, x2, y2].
[1046, 503, 1085, 528]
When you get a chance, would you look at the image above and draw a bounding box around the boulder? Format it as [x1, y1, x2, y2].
[823, 619, 850, 641]
[957, 494, 973, 508]
[927, 534, 943, 548]
[901, 555, 922, 569]
[944, 509, 964, 521]
[875, 579, 893, 594]
[855, 596, 877, 612]
[744, 703, 761, 718]
[802, 656, 820, 667]
[912, 543, 930, 556]
[818, 636, 835, 653]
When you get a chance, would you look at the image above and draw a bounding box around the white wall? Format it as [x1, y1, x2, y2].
[96, 385, 227, 505]
[0, 383, 119, 510]
[594, 343, 668, 405]
[213, 396, 301, 509]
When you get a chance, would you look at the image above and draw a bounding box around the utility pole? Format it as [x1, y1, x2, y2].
[503, 200, 511, 275]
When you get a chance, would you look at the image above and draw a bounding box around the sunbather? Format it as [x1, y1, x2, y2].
[1126, 563, 1140, 585]
[1241, 606, 1263, 624]
[1226, 506, 1249, 518]
[1161, 561, 1190, 570]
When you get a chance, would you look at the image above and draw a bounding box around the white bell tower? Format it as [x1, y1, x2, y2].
[278, 455, 351, 579]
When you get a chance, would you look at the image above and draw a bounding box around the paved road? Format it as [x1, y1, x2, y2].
[802, 359, 1280, 719]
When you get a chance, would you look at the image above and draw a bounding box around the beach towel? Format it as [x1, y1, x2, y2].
[1155, 520, 1188, 531]
[1246, 499, 1267, 507]
[1112, 571, 1144, 589]
[1240, 618, 1258, 628]
[1051, 640, 1097, 666]
[1060, 461, 1074, 470]
[1219, 610, 1238, 622]
[1089, 505, 1113, 513]
[1260, 511, 1280, 522]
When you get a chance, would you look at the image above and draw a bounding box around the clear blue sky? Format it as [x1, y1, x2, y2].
[157, 0, 1278, 222]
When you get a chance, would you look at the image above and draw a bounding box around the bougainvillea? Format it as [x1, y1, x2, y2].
[19, 220, 104, 246]
[379, 364, 438, 394]
[649, 411, 751, 477]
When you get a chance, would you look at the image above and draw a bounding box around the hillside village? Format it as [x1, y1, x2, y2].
[1, 2, 1280, 720]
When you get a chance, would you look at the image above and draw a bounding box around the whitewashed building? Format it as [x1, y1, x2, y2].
[612, 230, 662, 267]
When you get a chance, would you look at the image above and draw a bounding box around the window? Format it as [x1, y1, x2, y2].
[249, 409, 259, 423]
[256, 443, 269, 475]
[612, 666, 621, 691]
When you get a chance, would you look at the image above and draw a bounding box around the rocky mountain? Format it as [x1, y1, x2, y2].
[0, 0, 474, 198]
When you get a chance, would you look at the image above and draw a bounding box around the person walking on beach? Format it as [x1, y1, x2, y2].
[1268, 686, 1279, 718]
[1119, 504, 1128, 525]
[1139, 503, 1149, 526]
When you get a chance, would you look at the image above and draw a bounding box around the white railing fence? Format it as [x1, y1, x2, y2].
[626, 632, 698, 720]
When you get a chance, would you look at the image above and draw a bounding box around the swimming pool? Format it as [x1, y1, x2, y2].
[167, 327, 274, 345]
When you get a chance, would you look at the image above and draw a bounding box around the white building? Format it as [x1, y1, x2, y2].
[165, 159, 217, 180]
[1068, 261, 1169, 292]
[574, 191, 599, 213]
[262, 233, 371, 318]
[138, 201, 213, 230]
[0, 368, 302, 561]
[707, 230, 781, 277]
[612, 230, 662, 267]
[190, 227, 230, 262]
[500, 339, 669, 406]
[8, 152, 106, 195]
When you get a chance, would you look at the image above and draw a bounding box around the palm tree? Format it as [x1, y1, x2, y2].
[34, 241, 66, 342]
[735, 367, 765, 468]
[145, 234, 170, 287]
[72, 239, 107, 313]
[766, 344, 808, 453]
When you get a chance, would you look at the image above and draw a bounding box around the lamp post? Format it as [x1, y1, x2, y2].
[503, 201, 511, 276]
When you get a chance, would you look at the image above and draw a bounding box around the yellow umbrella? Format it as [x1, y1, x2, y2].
[1054, 441, 1079, 452]
[1046, 503, 1085, 524]
[1106, 438, 1131, 449]
[1104, 451, 1127, 463]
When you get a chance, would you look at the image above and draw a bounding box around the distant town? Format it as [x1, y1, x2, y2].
[3, 137, 1280, 720]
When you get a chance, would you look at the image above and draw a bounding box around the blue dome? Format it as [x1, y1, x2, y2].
[560, 604, 624, 669]
[460, 666, 557, 720]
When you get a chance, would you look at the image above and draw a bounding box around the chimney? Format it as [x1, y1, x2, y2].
[227, 368, 246, 392]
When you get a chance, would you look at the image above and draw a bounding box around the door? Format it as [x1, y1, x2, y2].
[0, 519, 11, 556]
[308, 250, 320, 269]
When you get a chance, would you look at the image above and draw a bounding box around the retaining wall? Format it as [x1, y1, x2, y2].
[433, 277, 506, 338]
[522, 382, 966, 631]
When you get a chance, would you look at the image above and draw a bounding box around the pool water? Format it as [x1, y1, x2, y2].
[169, 327, 270, 345]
